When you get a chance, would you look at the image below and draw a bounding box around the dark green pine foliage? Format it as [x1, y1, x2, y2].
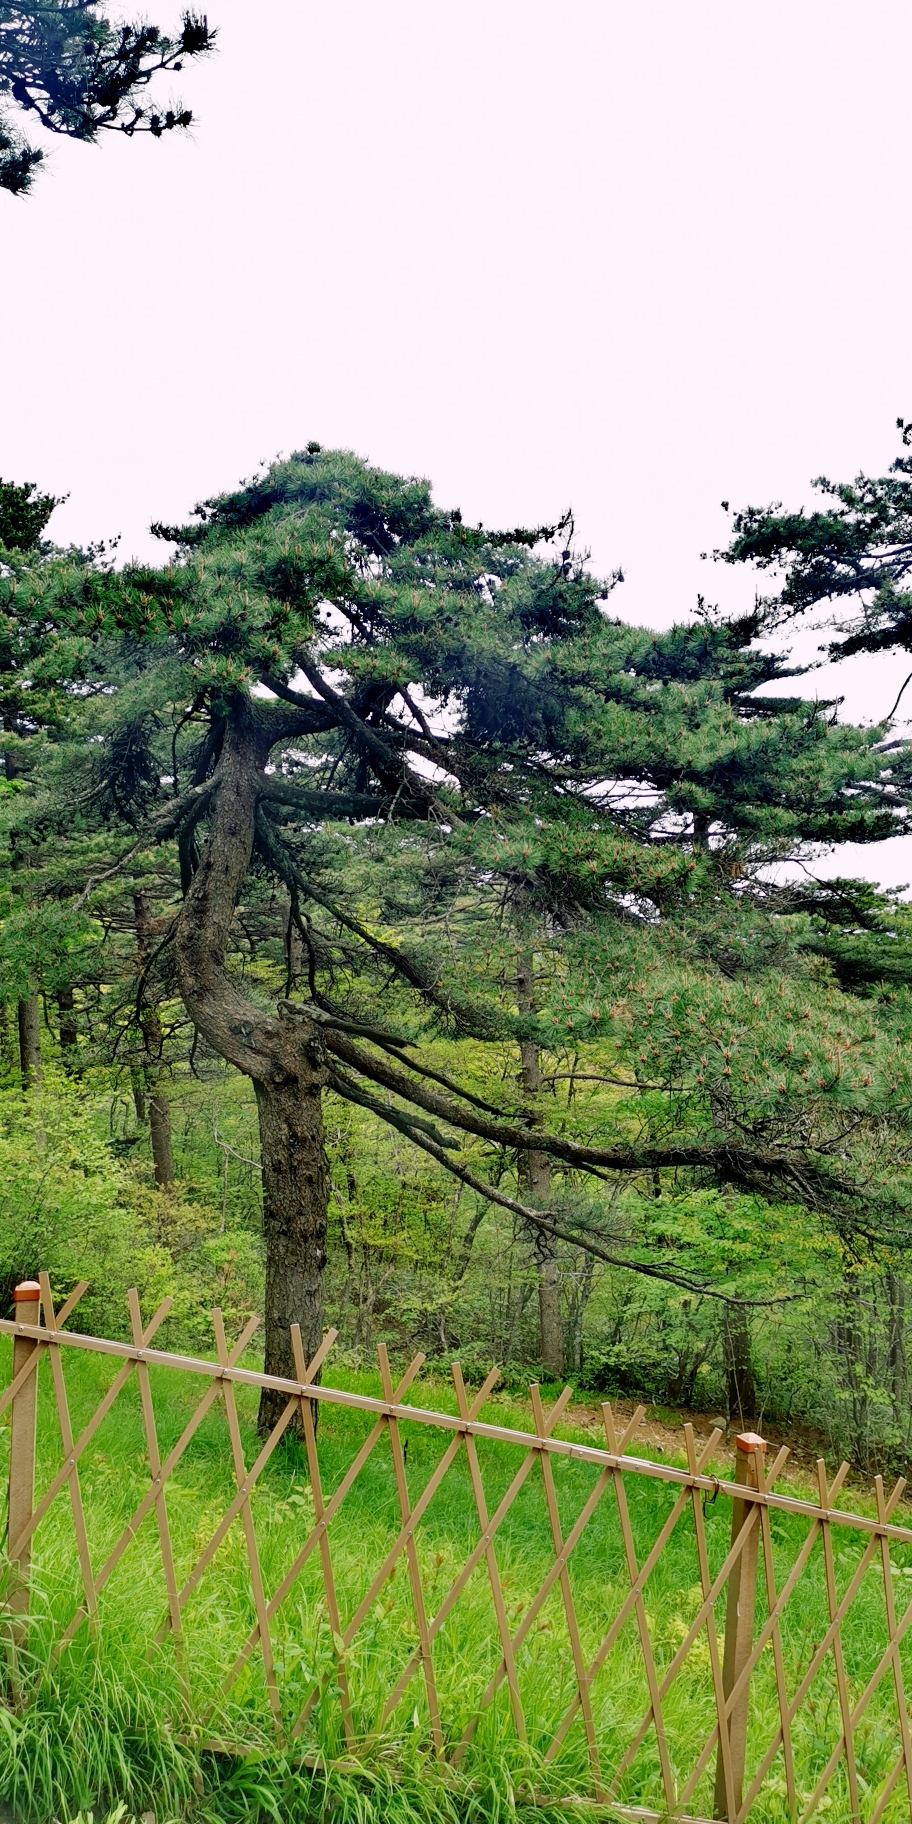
[5, 447, 912, 1355]
[0, 478, 75, 741]
[0, 476, 61, 550]
[716, 423, 912, 999]
[0, 2, 215, 195]
[717, 421, 912, 662]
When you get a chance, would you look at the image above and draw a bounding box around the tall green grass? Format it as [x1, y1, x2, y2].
[1, 1338, 912, 1824]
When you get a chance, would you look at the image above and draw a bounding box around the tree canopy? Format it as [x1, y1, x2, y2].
[717, 421, 912, 670]
[0, 1, 215, 195]
[5, 447, 912, 1423]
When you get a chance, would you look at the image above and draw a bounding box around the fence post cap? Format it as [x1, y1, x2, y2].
[735, 1430, 767, 1453]
[12, 1281, 41, 1301]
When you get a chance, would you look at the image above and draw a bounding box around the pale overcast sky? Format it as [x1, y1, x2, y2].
[4, 1, 912, 885]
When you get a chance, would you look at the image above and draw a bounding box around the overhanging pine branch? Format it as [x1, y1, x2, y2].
[285, 875, 501, 1037]
[260, 779, 392, 820]
[323, 1027, 852, 1202]
[326, 1070, 798, 1308]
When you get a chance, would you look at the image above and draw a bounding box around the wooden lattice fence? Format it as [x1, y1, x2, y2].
[3, 1275, 912, 1823]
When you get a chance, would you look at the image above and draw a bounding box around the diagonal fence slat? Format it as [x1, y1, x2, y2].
[378, 1364, 506, 1734]
[806, 1457, 863, 1824]
[289, 1346, 432, 1741]
[129, 1288, 186, 1688]
[8, 1277, 912, 1824]
[61, 1313, 261, 1648]
[294, 1358, 511, 1742]
[684, 1420, 737, 1824]
[378, 1342, 444, 1755]
[165, 1346, 302, 1656]
[735, 1461, 879, 1823]
[452, 1359, 527, 1743]
[602, 1399, 678, 1814]
[453, 1394, 638, 1766]
[675, 1443, 791, 1818]
[212, 1306, 283, 1733]
[544, 1420, 723, 1767]
[531, 1381, 604, 1796]
[868, 1472, 912, 1824]
[228, 1350, 427, 1712]
[292, 1322, 356, 1749]
[801, 1534, 912, 1824]
[0, 1281, 88, 1429]
[39, 1274, 98, 1628]
[8, 1295, 172, 1565]
[619, 1493, 760, 1786]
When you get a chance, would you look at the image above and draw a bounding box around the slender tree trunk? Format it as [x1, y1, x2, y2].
[568, 1250, 596, 1374]
[887, 1270, 906, 1408]
[131, 1066, 146, 1124]
[723, 1309, 756, 1423]
[57, 987, 77, 1051]
[538, 1256, 563, 1378]
[17, 996, 41, 1088]
[517, 953, 564, 1380]
[148, 1091, 176, 1189]
[133, 890, 175, 1190]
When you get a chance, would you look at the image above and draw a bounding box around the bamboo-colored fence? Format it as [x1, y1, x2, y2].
[3, 1275, 912, 1823]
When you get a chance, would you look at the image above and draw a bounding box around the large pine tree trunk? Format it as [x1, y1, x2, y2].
[255, 1066, 330, 1430]
[172, 704, 333, 1434]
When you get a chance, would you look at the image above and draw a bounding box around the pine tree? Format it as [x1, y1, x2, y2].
[0, 2, 215, 195]
[6, 447, 912, 1424]
[716, 420, 912, 667]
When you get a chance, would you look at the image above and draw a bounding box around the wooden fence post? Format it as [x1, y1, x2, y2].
[714, 1430, 767, 1820]
[7, 1280, 41, 1638]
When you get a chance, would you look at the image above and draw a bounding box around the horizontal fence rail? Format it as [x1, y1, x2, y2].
[2, 1276, 912, 1824]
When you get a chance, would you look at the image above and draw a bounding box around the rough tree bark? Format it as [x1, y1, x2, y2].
[255, 1068, 329, 1415]
[133, 891, 175, 1189]
[723, 1308, 756, 1422]
[57, 987, 77, 1051]
[517, 952, 564, 1380]
[172, 702, 331, 1432]
[147, 1091, 175, 1189]
[131, 1067, 146, 1124]
[17, 996, 41, 1088]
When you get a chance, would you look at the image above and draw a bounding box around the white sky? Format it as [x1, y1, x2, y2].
[4, 0, 912, 887]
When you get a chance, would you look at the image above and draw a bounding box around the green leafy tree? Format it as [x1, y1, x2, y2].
[6, 447, 912, 1429]
[1, 1, 215, 195]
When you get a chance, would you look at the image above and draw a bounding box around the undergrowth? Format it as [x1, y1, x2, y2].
[1, 1342, 911, 1823]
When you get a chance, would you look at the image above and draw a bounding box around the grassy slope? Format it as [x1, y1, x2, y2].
[1, 1341, 911, 1824]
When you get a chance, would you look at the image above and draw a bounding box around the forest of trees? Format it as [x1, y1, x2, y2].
[2, 442, 912, 1467]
